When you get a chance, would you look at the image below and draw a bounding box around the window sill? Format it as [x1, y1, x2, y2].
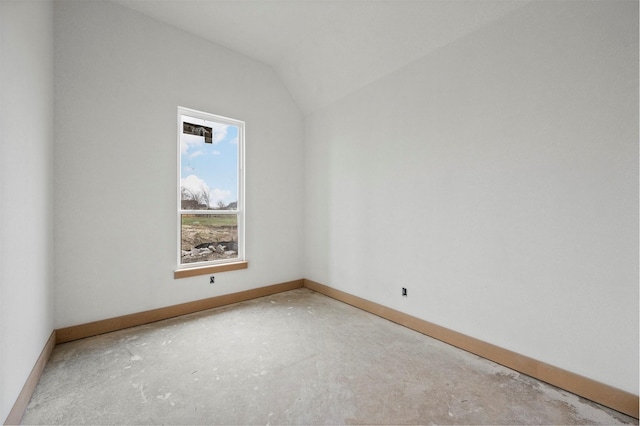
[174, 261, 248, 279]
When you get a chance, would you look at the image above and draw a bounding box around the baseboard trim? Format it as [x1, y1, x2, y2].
[4, 330, 56, 426]
[56, 279, 304, 344]
[46, 278, 639, 418]
[303, 279, 639, 419]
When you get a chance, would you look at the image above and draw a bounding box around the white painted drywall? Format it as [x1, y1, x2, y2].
[53, 1, 304, 328]
[0, 0, 55, 421]
[305, 0, 638, 394]
[113, 0, 529, 115]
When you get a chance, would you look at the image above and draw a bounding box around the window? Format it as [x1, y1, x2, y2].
[175, 107, 246, 277]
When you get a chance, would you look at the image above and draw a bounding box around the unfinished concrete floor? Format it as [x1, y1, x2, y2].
[22, 288, 637, 425]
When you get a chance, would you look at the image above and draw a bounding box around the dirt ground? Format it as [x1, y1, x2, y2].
[181, 224, 238, 264]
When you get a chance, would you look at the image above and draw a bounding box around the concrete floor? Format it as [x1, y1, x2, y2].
[22, 288, 637, 425]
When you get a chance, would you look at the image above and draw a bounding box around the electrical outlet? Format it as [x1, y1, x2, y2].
[210, 276, 215, 284]
[402, 287, 407, 297]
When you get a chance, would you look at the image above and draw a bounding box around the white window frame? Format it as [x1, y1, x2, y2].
[175, 106, 246, 277]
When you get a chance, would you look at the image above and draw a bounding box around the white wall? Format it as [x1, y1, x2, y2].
[0, 0, 55, 421]
[3, 1, 635, 418]
[54, 1, 304, 328]
[305, 0, 638, 394]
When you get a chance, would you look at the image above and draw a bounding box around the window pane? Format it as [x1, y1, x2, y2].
[180, 114, 238, 211]
[181, 214, 238, 264]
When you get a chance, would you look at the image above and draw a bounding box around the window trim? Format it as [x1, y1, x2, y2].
[174, 261, 248, 279]
[175, 106, 246, 278]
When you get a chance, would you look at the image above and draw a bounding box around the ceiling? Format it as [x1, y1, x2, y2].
[113, 0, 529, 115]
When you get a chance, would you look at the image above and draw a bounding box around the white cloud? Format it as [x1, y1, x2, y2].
[180, 121, 229, 156]
[190, 150, 204, 159]
[181, 175, 209, 197]
[212, 150, 221, 156]
[180, 175, 231, 208]
[210, 188, 231, 205]
[210, 122, 229, 144]
[180, 136, 199, 155]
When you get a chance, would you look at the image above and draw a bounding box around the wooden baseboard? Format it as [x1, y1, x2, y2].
[303, 279, 639, 419]
[56, 279, 304, 344]
[44, 278, 640, 419]
[4, 331, 56, 426]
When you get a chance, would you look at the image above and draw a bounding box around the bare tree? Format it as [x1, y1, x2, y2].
[198, 188, 211, 209]
[181, 186, 211, 209]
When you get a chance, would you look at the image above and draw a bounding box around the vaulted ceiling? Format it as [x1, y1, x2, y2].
[113, 0, 529, 115]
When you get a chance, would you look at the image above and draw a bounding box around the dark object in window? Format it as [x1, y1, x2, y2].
[183, 122, 213, 143]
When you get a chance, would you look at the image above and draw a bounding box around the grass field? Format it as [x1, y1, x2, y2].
[181, 214, 238, 253]
[181, 214, 237, 227]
